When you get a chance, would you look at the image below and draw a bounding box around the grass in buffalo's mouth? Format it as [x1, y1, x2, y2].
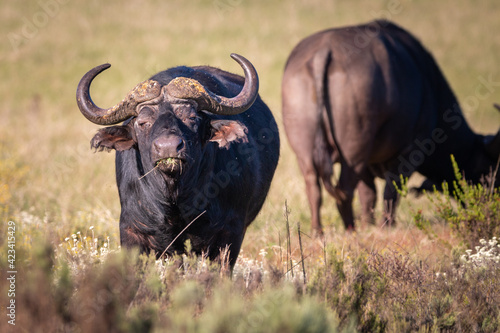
[156, 157, 180, 168]
[138, 158, 183, 180]
[156, 157, 183, 174]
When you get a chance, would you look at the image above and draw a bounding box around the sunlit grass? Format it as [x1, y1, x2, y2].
[2, 0, 499, 228]
[1, 0, 499, 331]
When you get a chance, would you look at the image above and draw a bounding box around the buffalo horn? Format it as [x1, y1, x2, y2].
[76, 64, 162, 125]
[164, 53, 259, 115]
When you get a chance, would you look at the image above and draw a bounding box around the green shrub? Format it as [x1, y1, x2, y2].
[426, 156, 500, 248]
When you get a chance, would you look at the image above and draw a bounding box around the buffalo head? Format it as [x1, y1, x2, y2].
[76, 54, 257, 181]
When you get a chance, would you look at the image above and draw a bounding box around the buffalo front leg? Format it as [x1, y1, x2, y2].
[210, 225, 246, 271]
[381, 176, 400, 227]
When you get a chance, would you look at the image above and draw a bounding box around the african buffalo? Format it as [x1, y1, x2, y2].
[77, 54, 280, 267]
[282, 20, 500, 234]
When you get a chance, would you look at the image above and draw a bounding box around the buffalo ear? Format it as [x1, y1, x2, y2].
[91, 125, 136, 151]
[209, 120, 248, 149]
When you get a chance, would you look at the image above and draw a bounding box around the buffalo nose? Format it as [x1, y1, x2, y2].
[153, 136, 184, 157]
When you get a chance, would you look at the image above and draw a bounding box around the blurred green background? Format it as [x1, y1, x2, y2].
[1, 3, 499, 330]
[1, 0, 499, 240]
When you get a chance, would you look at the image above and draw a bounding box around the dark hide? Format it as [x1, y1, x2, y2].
[90, 65, 279, 267]
[282, 20, 500, 233]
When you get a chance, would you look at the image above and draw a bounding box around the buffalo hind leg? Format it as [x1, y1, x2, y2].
[302, 165, 324, 236]
[357, 175, 376, 225]
[335, 164, 360, 231]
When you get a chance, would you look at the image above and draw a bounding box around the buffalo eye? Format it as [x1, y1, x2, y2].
[137, 119, 152, 130]
[183, 113, 201, 131]
[136, 107, 154, 130]
[187, 114, 199, 122]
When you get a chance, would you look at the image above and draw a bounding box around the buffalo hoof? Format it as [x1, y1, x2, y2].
[311, 228, 324, 239]
[380, 217, 396, 228]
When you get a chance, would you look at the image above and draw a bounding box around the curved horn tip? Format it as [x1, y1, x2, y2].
[494, 103, 500, 112]
[166, 53, 259, 116]
[230, 53, 243, 61]
[228, 53, 258, 87]
[88, 63, 112, 75]
[77, 62, 141, 125]
[229, 53, 253, 67]
[99, 63, 111, 70]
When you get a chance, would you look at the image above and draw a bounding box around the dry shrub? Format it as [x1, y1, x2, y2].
[365, 244, 499, 332]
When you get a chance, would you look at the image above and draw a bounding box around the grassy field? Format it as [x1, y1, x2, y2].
[1, 0, 499, 332]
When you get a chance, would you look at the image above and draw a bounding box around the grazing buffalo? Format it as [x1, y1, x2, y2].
[77, 54, 280, 267]
[282, 20, 500, 234]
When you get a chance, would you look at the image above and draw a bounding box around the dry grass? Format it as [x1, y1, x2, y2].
[1, 0, 499, 331]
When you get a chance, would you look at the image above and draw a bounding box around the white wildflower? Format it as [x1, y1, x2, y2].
[461, 237, 500, 270]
